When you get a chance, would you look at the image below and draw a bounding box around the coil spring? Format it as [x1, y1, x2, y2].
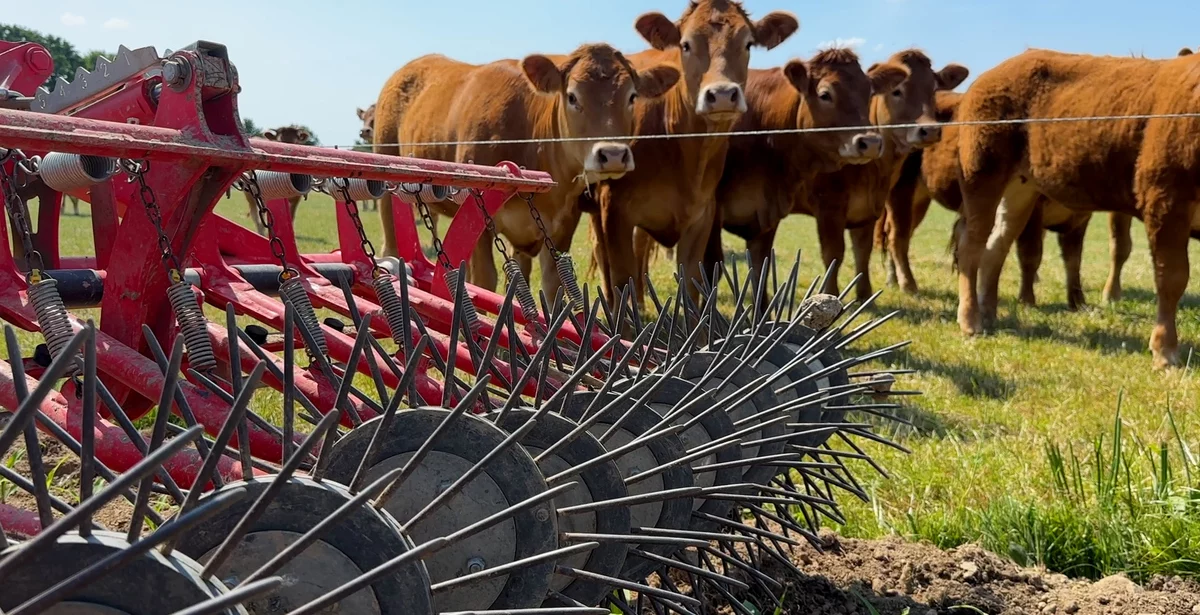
[503, 259, 541, 323]
[280, 276, 328, 357]
[166, 281, 217, 373]
[443, 268, 482, 338]
[28, 277, 79, 377]
[371, 273, 409, 348]
[556, 254, 584, 309]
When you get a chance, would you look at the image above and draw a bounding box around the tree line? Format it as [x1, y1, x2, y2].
[3, 23, 321, 146]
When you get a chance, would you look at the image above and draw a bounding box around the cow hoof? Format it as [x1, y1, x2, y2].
[1152, 350, 1181, 370]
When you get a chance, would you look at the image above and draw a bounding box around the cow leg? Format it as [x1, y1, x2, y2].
[675, 215, 715, 308]
[539, 204, 583, 305]
[247, 194, 266, 235]
[601, 207, 636, 306]
[588, 211, 614, 303]
[1014, 199, 1045, 307]
[1103, 212, 1134, 303]
[816, 209, 847, 297]
[978, 187, 1039, 327]
[289, 196, 300, 220]
[874, 211, 896, 287]
[884, 172, 921, 294]
[849, 225, 875, 303]
[632, 227, 655, 307]
[956, 174, 1009, 336]
[747, 226, 779, 317]
[1058, 214, 1090, 311]
[469, 230, 499, 292]
[1144, 195, 1191, 369]
[378, 196, 398, 258]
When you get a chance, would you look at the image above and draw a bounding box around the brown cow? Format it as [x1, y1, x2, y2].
[372, 42, 680, 294]
[356, 104, 380, 212]
[247, 125, 310, 234]
[586, 0, 800, 305]
[714, 48, 908, 306]
[785, 50, 967, 303]
[877, 91, 1092, 310]
[954, 48, 1200, 368]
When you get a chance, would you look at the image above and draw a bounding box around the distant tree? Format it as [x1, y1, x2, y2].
[0, 24, 84, 88]
[240, 118, 264, 137]
[81, 49, 112, 71]
[351, 139, 372, 153]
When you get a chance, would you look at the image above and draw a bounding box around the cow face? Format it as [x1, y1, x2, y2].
[522, 44, 680, 183]
[1179, 47, 1194, 56]
[871, 50, 969, 151]
[789, 48, 906, 169]
[262, 125, 311, 144]
[357, 104, 376, 142]
[635, 0, 799, 123]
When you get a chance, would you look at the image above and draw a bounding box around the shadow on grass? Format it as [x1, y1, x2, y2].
[1112, 286, 1200, 310]
[880, 345, 1017, 402]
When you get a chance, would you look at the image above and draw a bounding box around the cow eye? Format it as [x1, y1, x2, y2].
[891, 89, 902, 98]
[682, 41, 692, 53]
[568, 92, 580, 108]
[818, 90, 833, 102]
[628, 92, 638, 106]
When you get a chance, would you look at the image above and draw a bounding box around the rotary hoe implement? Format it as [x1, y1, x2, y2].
[0, 38, 917, 614]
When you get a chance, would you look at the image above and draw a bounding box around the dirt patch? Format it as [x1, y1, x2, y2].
[765, 530, 1200, 615]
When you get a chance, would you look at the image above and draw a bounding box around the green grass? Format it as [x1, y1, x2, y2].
[16, 191, 1200, 581]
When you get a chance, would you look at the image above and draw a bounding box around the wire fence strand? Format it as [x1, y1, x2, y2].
[328, 111, 1200, 150]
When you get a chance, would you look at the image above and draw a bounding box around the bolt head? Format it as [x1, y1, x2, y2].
[25, 47, 52, 72]
[535, 507, 550, 522]
[162, 60, 187, 86]
[466, 557, 486, 573]
[436, 480, 453, 494]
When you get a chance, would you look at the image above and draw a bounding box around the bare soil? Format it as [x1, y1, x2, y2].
[765, 530, 1200, 615]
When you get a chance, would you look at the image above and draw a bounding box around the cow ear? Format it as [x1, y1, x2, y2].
[521, 54, 564, 94]
[635, 12, 681, 50]
[1179, 47, 1194, 56]
[635, 64, 681, 99]
[935, 64, 969, 91]
[356, 107, 366, 120]
[868, 63, 908, 95]
[263, 129, 278, 141]
[753, 12, 800, 50]
[783, 59, 809, 93]
[298, 129, 311, 143]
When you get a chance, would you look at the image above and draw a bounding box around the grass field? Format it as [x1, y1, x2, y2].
[15, 192, 1200, 583]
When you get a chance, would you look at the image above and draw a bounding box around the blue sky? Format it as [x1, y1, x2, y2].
[13, 0, 1200, 147]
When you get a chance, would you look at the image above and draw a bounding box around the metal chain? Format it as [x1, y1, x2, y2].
[470, 190, 514, 263]
[520, 192, 559, 258]
[0, 151, 45, 276]
[120, 159, 184, 282]
[407, 187, 452, 270]
[241, 170, 298, 282]
[333, 179, 387, 278]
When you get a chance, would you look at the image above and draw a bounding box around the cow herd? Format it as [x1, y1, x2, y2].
[355, 0, 1199, 370]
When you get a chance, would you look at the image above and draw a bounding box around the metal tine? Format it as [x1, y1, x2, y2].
[538, 287, 571, 373]
[754, 481, 845, 519]
[595, 342, 705, 445]
[773, 251, 802, 322]
[288, 481, 579, 615]
[442, 610, 609, 615]
[167, 577, 285, 615]
[555, 485, 702, 514]
[537, 332, 623, 413]
[814, 441, 875, 494]
[744, 502, 818, 549]
[703, 543, 784, 594]
[231, 323, 326, 426]
[793, 460, 869, 503]
[735, 384, 869, 428]
[692, 559, 758, 615]
[77, 319, 100, 535]
[335, 277, 391, 408]
[624, 414, 792, 486]
[6, 331, 54, 530]
[282, 305, 296, 461]
[691, 451, 812, 474]
[347, 336, 430, 494]
[475, 275, 521, 398]
[557, 565, 702, 610]
[544, 590, 601, 610]
[834, 429, 892, 478]
[140, 325, 222, 486]
[0, 324, 91, 456]
[562, 532, 709, 549]
[632, 524, 755, 544]
[373, 373, 491, 510]
[221, 305, 256, 480]
[0, 425, 205, 577]
[311, 315, 376, 481]
[837, 273, 864, 302]
[815, 258, 839, 298]
[442, 266, 466, 405]
[429, 542, 600, 594]
[166, 367, 292, 447]
[200, 388, 347, 578]
[834, 311, 899, 353]
[8, 486, 250, 615]
[774, 342, 911, 397]
[406, 313, 475, 398]
[692, 510, 802, 547]
[126, 336, 186, 543]
[292, 306, 364, 428]
[636, 296, 672, 375]
[494, 306, 572, 424]
[635, 547, 751, 591]
[162, 363, 263, 556]
[0, 466, 84, 520]
[842, 426, 912, 453]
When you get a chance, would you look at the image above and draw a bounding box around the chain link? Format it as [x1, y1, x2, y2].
[407, 187, 452, 270]
[121, 158, 184, 281]
[469, 190, 515, 263]
[0, 151, 45, 277]
[333, 178, 387, 278]
[240, 170, 298, 282]
[520, 192, 559, 258]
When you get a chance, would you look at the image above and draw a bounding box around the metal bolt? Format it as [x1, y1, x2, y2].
[466, 557, 486, 574]
[436, 480, 453, 495]
[535, 507, 550, 522]
[162, 59, 188, 87]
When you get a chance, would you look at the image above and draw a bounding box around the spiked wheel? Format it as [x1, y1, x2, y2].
[321, 408, 560, 613]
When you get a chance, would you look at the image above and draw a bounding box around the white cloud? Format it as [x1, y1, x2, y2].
[817, 37, 866, 51]
[103, 18, 130, 30]
[873, 43, 885, 52]
[60, 12, 86, 26]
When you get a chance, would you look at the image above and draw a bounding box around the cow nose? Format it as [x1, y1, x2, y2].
[591, 143, 634, 174]
[698, 83, 744, 115]
[915, 123, 942, 145]
[854, 133, 884, 158]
